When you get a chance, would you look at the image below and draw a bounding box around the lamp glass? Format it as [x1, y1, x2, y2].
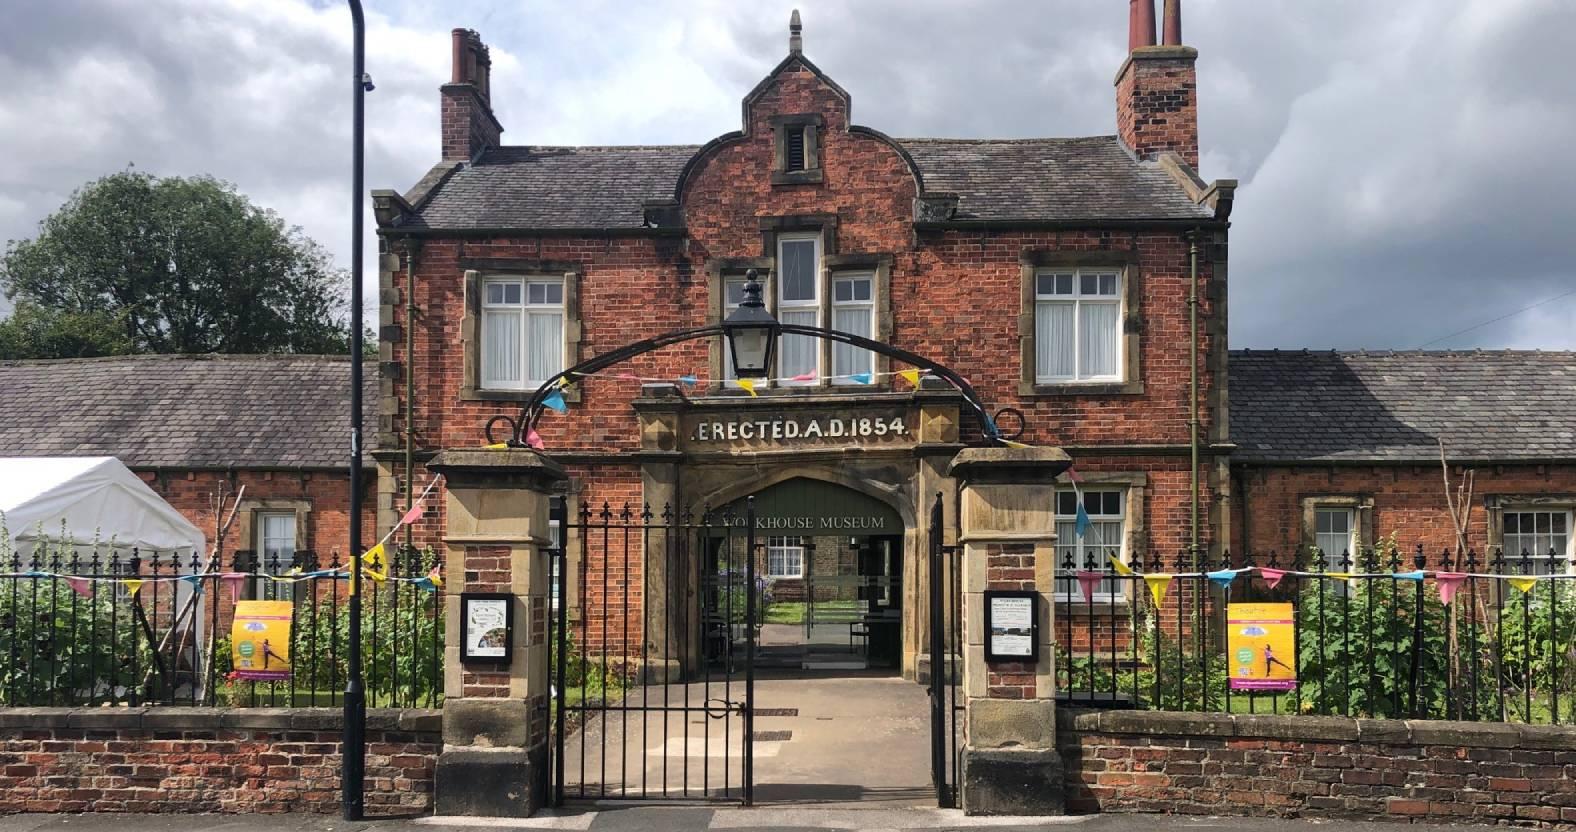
[729, 326, 772, 378]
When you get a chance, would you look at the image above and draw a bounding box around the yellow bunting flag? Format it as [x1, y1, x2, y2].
[123, 579, 144, 597]
[1507, 576, 1538, 594]
[483, 442, 509, 450]
[737, 378, 758, 397]
[1001, 439, 1030, 449]
[1144, 574, 1174, 607]
[1109, 554, 1136, 577]
[898, 369, 921, 387]
[1326, 572, 1356, 584]
[361, 544, 389, 583]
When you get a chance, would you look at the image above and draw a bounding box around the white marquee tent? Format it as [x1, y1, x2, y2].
[0, 456, 206, 556]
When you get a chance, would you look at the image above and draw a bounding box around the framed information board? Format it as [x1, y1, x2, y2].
[983, 590, 1039, 662]
[460, 592, 514, 665]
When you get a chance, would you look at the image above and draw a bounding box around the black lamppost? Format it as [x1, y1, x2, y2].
[343, 0, 371, 821]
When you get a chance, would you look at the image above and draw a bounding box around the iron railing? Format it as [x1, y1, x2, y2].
[1056, 545, 1574, 724]
[0, 543, 444, 708]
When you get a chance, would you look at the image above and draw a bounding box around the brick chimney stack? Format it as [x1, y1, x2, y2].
[1116, 0, 1199, 167]
[441, 29, 503, 162]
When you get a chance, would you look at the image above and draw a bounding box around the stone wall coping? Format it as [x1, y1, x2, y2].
[0, 706, 441, 734]
[1057, 708, 1576, 749]
[948, 446, 1072, 481]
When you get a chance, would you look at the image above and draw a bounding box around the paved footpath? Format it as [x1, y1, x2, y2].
[0, 811, 1492, 832]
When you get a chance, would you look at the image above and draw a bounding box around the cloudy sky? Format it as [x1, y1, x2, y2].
[2, 0, 1572, 350]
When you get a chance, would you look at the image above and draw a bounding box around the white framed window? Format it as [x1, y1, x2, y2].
[481, 275, 564, 390]
[1054, 489, 1126, 601]
[258, 511, 298, 601]
[1314, 507, 1355, 572]
[258, 511, 297, 569]
[1502, 509, 1572, 575]
[830, 274, 874, 382]
[776, 233, 821, 385]
[766, 536, 806, 579]
[1035, 268, 1122, 383]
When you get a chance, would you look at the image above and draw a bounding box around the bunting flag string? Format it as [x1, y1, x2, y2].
[552, 366, 939, 392]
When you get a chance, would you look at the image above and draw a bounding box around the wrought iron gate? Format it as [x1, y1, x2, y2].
[549, 496, 757, 805]
[928, 492, 964, 807]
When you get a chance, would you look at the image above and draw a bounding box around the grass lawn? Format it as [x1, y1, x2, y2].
[764, 600, 860, 625]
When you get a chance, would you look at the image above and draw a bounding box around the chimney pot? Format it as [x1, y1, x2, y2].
[789, 9, 803, 55]
[451, 28, 467, 85]
[1162, 0, 1182, 46]
[1128, 0, 1156, 51]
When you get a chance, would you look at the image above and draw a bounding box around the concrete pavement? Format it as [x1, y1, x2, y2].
[0, 811, 1493, 832]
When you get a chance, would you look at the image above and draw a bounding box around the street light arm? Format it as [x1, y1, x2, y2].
[488, 324, 1006, 447]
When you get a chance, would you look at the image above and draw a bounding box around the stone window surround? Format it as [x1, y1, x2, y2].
[1483, 494, 1576, 571]
[459, 261, 583, 404]
[704, 215, 893, 395]
[1018, 249, 1144, 396]
[769, 113, 824, 185]
[232, 499, 313, 599]
[1298, 495, 1375, 568]
[1055, 471, 1147, 615]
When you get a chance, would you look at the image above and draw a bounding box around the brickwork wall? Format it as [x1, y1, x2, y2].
[1116, 52, 1199, 166]
[1236, 463, 1576, 566]
[0, 708, 437, 815]
[1059, 710, 1576, 825]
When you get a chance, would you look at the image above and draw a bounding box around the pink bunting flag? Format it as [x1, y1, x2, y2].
[1075, 570, 1104, 604]
[790, 371, 817, 382]
[1435, 572, 1467, 606]
[64, 576, 94, 598]
[1065, 467, 1084, 484]
[399, 501, 424, 527]
[526, 428, 545, 450]
[223, 573, 246, 603]
[616, 373, 640, 381]
[1259, 568, 1287, 590]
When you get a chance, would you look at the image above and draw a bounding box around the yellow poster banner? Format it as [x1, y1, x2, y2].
[1226, 602, 1296, 692]
[232, 600, 293, 681]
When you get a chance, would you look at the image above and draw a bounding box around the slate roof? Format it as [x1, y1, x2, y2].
[1229, 350, 1576, 463]
[409, 145, 700, 230]
[401, 135, 1210, 231]
[0, 355, 374, 470]
[901, 136, 1211, 222]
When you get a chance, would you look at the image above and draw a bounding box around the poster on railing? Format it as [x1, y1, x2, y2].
[231, 600, 293, 681]
[1226, 602, 1296, 692]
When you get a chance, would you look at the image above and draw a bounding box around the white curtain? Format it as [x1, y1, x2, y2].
[482, 309, 522, 386]
[1036, 302, 1074, 379]
[780, 309, 818, 380]
[832, 306, 872, 377]
[1079, 302, 1119, 378]
[526, 310, 563, 384]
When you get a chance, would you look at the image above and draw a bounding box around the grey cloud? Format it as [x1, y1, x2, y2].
[2, 0, 1571, 351]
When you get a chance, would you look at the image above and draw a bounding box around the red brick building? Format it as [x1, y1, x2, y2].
[0, 354, 375, 575]
[372, 7, 1234, 674]
[1229, 349, 1576, 572]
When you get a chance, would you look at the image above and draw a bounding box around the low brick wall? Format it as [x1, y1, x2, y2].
[0, 708, 440, 814]
[1059, 710, 1576, 826]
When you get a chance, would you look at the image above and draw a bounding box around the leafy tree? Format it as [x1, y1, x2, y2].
[0, 300, 133, 359]
[1, 171, 353, 356]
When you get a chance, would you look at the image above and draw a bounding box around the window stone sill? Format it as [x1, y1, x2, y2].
[771, 169, 824, 186]
[461, 387, 582, 404]
[1020, 380, 1144, 397]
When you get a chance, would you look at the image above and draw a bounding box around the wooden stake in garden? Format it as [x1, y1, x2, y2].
[1440, 440, 1475, 712]
[142, 482, 245, 701]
